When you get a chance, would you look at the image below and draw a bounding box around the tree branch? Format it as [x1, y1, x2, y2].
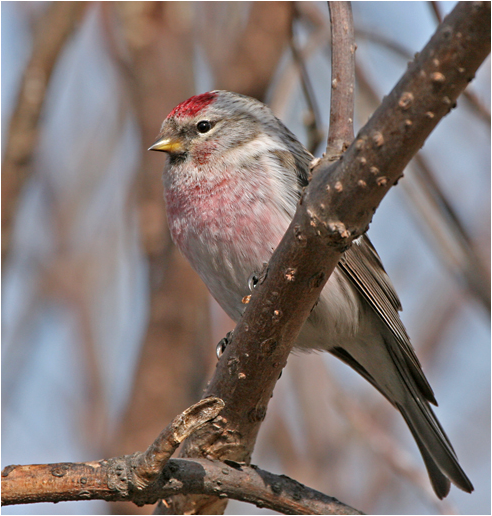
[290, 9, 324, 154]
[326, 1, 356, 159]
[2, 457, 361, 515]
[2, 396, 360, 515]
[1, 1, 87, 268]
[355, 57, 491, 312]
[2, 399, 223, 506]
[132, 398, 225, 488]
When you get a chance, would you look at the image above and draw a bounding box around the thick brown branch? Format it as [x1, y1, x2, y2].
[356, 57, 491, 312]
[2, 455, 361, 515]
[132, 398, 225, 488]
[174, 2, 490, 513]
[2, 399, 224, 507]
[158, 459, 362, 516]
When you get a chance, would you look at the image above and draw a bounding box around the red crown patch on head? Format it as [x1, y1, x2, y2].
[167, 92, 217, 120]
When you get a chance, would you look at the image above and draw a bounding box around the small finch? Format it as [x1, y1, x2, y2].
[150, 90, 473, 499]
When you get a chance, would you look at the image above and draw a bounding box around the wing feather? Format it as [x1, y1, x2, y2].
[338, 235, 437, 405]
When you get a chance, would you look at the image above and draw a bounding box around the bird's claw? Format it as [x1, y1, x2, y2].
[247, 263, 269, 293]
[247, 272, 259, 292]
[216, 330, 234, 359]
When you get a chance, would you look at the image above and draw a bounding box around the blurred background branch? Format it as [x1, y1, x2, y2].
[2, 1, 88, 267]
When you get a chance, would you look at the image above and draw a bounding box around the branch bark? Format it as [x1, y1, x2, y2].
[326, 2, 356, 159]
[1, 399, 223, 507]
[2, 457, 361, 515]
[2, 396, 360, 515]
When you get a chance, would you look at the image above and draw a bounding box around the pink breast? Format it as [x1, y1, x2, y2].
[165, 173, 288, 264]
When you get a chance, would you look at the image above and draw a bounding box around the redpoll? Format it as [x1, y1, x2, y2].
[150, 90, 473, 499]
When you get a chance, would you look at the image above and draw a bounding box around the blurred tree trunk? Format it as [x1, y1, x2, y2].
[198, 1, 294, 99]
[106, 4, 214, 513]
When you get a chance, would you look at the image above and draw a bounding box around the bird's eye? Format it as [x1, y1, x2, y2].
[197, 120, 212, 134]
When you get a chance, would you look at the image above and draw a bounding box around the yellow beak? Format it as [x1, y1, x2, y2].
[148, 136, 184, 153]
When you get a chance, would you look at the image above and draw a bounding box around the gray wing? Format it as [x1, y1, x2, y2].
[338, 235, 437, 405]
[281, 145, 437, 406]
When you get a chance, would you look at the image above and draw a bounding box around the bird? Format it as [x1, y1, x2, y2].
[149, 90, 473, 499]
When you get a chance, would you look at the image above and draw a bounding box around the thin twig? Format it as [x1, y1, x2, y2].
[402, 166, 491, 311]
[270, 23, 330, 119]
[326, 1, 355, 159]
[429, 1, 443, 25]
[290, 8, 324, 154]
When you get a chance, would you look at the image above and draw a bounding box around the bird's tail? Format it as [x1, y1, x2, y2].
[388, 340, 474, 498]
[396, 397, 473, 498]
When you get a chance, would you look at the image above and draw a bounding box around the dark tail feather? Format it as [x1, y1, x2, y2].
[331, 334, 473, 498]
[396, 400, 474, 497]
[401, 408, 450, 499]
[382, 333, 474, 498]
